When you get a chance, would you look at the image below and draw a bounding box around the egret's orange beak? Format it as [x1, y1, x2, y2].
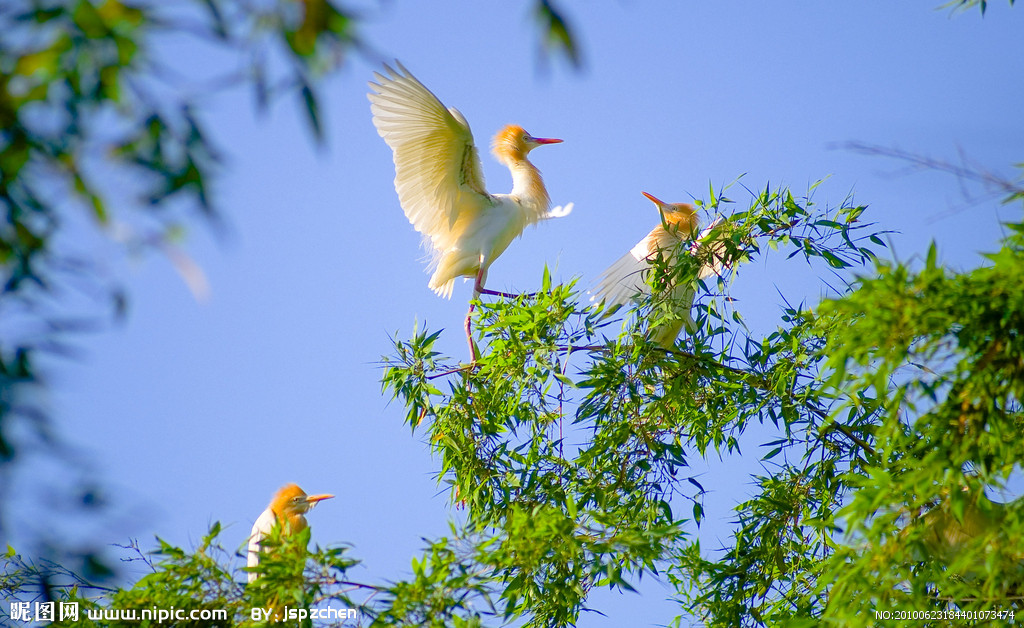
[531, 137, 562, 145]
[642, 191, 666, 206]
[643, 191, 673, 227]
[305, 494, 334, 508]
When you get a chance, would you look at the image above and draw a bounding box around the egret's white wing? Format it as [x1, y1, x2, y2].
[592, 226, 695, 347]
[592, 224, 679, 308]
[368, 63, 492, 258]
[593, 218, 729, 345]
[246, 507, 275, 583]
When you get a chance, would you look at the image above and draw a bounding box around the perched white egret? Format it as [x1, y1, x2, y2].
[247, 484, 333, 583]
[593, 191, 726, 347]
[368, 62, 569, 358]
[895, 489, 1024, 595]
[911, 492, 1008, 564]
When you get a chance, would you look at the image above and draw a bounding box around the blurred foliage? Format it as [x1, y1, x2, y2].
[0, 0, 580, 589]
[534, 0, 580, 68]
[815, 220, 1024, 623]
[941, 0, 1016, 15]
[0, 0, 359, 576]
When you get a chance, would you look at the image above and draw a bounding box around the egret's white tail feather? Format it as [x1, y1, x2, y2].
[547, 202, 574, 218]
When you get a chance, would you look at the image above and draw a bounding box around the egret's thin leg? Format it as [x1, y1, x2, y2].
[477, 286, 537, 299]
[465, 302, 477, 362]
[473, 270, 536, 300]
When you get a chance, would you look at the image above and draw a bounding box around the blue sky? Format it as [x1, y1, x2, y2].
[18, 1, 1024, 625]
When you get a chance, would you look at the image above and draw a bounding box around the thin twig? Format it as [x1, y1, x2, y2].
[427, 364, 476, 380]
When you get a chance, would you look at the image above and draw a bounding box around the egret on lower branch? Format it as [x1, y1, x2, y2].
[368, 62, 570, 360]
[593, 191, 726, 348]
[247, 484, 334, 583]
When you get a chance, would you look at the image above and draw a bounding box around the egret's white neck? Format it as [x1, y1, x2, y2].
[506, 158, 550, 218]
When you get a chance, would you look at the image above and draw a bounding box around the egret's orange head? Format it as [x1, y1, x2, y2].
[270, 483, 335, 518]
[642, 191, 698, 234]
[492, 124, 562, 162]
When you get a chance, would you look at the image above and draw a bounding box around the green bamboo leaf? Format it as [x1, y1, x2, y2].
[299, 80, 323, 143]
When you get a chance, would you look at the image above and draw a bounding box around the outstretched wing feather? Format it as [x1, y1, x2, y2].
[369, 63, 491, 257]
[593, 225, 675, 307]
